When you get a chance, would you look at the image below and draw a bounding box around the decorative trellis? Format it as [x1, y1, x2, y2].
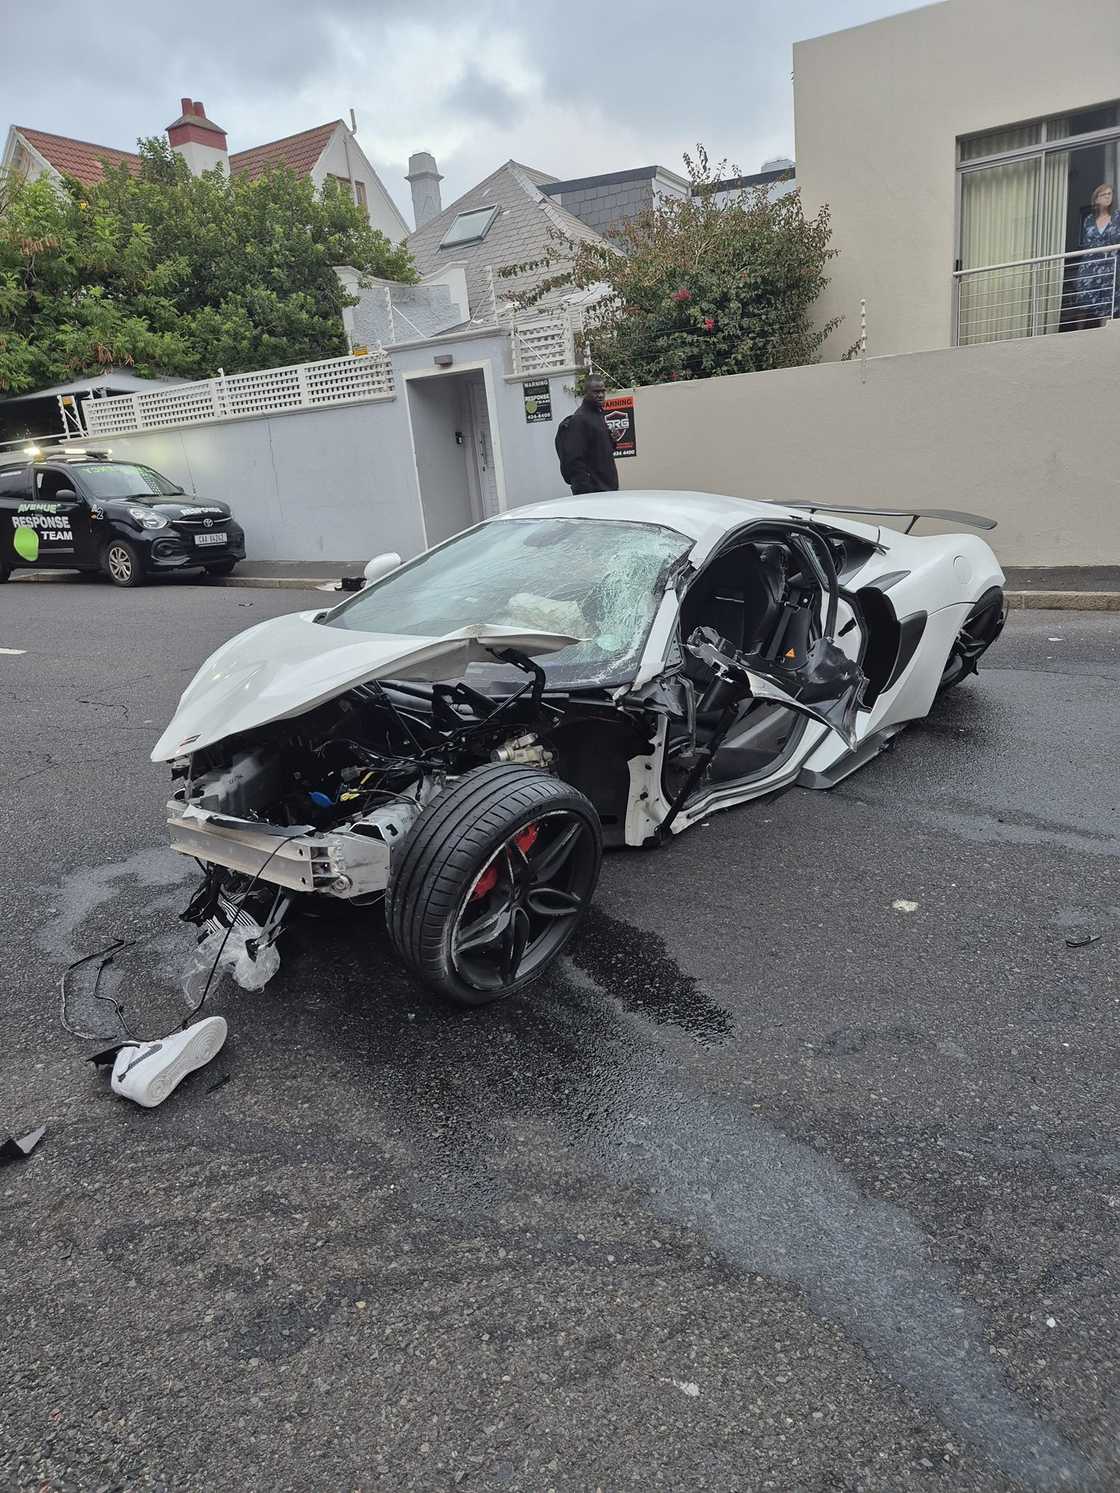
[82, 351, 395, 438]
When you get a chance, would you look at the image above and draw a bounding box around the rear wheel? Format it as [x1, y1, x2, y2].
[386, 764, 602, 1007]
[939, 586, 1005, 693]
[104, 538, 145, 588]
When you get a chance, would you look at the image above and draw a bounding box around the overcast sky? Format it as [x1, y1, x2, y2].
[5, 1, 928, 225]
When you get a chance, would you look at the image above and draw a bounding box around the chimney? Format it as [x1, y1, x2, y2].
[167, 98, 229, 176]
[406, 151, 443, 230]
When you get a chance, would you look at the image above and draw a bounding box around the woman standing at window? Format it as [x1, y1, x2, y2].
[1074, 184, 1120, 325]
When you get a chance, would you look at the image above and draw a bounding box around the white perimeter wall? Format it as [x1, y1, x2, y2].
[618, 327, 1120, 566]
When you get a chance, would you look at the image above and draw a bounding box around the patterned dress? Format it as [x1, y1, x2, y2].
[1074, 210, 1120, 319]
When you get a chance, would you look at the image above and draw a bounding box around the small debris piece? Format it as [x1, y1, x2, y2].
[892, 899, 919, 913]
[1046, 1316, 1057, 1328]
[206, 1073, 232, 1095]
[671, 1380, 700, 1397]
[0, 1125, 46, 1164]
[1065, 932, 1101, 948]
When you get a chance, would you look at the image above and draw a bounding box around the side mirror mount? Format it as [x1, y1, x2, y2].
[363, 551, 402, 587]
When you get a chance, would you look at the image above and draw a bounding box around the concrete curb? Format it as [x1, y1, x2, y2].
[10, 570, 1120, 609]
[1004, 590, 1120, 611]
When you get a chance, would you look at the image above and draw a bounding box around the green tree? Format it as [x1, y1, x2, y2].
[502, 147, 844, 387]
[0, 138, 414, 394]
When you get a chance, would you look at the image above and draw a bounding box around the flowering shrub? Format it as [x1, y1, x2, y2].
[501, 145, 842, 388]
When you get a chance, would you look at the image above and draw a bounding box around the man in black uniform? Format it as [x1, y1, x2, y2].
[555, 377, 619, 495]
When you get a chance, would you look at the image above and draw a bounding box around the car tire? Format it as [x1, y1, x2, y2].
[386, 764, 603, 1007]
[0, 564, 9, 583]
[939, 586, 1005, 694]
[103, 538, 146, 588]
[205, 560, 238, 577]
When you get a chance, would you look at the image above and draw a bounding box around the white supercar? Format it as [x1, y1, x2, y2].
[153, 491, 1005, 1006]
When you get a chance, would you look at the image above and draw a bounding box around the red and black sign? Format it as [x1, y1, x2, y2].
[603, 394, 636, 457]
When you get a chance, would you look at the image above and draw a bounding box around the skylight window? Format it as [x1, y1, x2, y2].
[438, 205, 499, 249]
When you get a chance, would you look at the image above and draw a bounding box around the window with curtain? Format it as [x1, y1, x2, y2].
[956, 105, 1120, 342]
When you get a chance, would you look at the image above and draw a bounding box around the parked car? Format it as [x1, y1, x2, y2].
[154, 490, 1005, 1008]
[0, 447, 246, 586]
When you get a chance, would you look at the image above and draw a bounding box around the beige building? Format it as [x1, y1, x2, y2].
[794, 0, 1120, 357]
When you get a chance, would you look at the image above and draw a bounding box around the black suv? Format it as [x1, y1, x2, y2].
[0, 449, 247, 587]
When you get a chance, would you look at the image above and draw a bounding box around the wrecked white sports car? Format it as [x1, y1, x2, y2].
[154, 491, 1005, 1005]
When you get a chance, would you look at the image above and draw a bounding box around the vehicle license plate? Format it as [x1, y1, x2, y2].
[194, 532, 228, 546]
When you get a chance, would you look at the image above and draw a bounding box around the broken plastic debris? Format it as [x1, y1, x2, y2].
[892, 899, 919, 913]
[671, 1380, 701, 1398]
[1065, 932, 1101, 948]
[186, 923, 280, 997]
[0, 1125, 46, 1164]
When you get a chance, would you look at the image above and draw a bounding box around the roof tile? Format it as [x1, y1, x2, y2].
[228, 122, 341, 181]
[16, 127, 141, 185]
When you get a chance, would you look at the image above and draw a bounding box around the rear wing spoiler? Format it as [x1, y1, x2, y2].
[778, 501, 997, 533]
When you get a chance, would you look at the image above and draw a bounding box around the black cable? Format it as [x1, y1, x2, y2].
[182, 835, 300, 1025]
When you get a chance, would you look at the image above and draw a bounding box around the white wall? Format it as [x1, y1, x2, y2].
[312, 127, 411, 243]
[617, 326, 1120, 566]
[105, 400, 425, 564]
[98, 333, 581, 562]
[794, 0, 1120, 357]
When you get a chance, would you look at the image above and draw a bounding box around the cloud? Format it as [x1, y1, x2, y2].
[3, 0, 930, 219]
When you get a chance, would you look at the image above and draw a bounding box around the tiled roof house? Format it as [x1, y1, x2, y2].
[2, 101, 411, 243]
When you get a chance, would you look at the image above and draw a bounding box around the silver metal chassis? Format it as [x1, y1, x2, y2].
[166, 801, 392, 897]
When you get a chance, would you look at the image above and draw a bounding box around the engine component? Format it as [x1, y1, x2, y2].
[490, 732, 555, 768]
[189, 749, 283, 818]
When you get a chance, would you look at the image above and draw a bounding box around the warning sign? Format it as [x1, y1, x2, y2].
[523, 379, 552, 423]
[603, 394, 636, 458]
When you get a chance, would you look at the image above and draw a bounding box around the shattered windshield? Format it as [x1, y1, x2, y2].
[75, 464, 184, 499]
[326, 518, 691, 685]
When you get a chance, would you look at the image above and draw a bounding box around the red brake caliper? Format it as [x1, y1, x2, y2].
[470, 823, 539, 902]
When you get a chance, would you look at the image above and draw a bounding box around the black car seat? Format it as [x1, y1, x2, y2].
[680, 542, 789, 662]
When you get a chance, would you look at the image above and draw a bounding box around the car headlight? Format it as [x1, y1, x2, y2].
[142, 516, 169, 529]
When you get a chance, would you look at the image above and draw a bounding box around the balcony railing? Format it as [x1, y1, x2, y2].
[953, 243, 1120, 346]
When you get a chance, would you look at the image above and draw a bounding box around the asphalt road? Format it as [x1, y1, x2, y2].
[1, 579, 1117, 1493]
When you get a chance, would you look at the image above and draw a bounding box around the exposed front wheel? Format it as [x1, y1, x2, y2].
[104, 539, 145, 588]
[939, 587, 1005, 693]
[386, 764, 603, 1006]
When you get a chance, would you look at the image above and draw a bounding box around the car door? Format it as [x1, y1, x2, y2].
[0, 464, 34, 568]
[32, 465, 95, 566]
[676, 521, 869, 782]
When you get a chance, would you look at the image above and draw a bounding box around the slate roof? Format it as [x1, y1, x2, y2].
[405, 161, 612, 317]
[14, 120, 344, 187]
[15, 127, 141, 185]
[228, 121, 341, 181]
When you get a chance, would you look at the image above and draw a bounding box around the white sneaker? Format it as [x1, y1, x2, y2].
[110, 1017, 228, 1108]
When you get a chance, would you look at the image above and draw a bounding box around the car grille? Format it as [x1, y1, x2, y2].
[173, 515, 230, 532]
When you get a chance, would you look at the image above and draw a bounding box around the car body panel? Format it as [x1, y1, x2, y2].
[151, 615, 581, 762]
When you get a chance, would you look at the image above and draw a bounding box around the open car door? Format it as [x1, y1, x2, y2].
[661, 523, 868, 829]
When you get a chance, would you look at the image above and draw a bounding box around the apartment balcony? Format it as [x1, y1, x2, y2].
[953, 243, 1120, 346]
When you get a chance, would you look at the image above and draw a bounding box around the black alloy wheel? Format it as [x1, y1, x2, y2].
[939, 587, 1005, 693]
[386, 764, 602, 1006]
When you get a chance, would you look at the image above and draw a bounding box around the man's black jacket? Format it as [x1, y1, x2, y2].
[556, 402, 619, 493]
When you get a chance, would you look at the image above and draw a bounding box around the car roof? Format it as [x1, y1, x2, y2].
[490, 490, 803, 543]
